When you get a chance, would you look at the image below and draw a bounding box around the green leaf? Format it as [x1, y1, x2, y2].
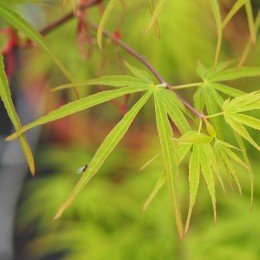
[224, 115, 260, 151]
[208, 67, 260, 82]
[204, 143, 225, 192]
[7, 85, 149, 141]
[0, 55, 35, 175]
[175, 131, 212, 145]
[52, 75, 151, 92]
[245, 0, 256, 44]
[158, 88, 191, 134]
[153, 88, 184, 239]
[231, 114, 260, 130]
[97, 0, 118, 50]
[124, 62, 153, 84]
[234, 132, 254, 210]
[210, 83, 245, 97]
[185, 145, 200, 234]
[217, 145, 242, 194]
[145, 0, 167, 34]
[222, 0, 247, 29]
[194, 87, 206, 112]
[139, 153, 160, 171]
[210, 0, 222, 67]
[0, 2, 79, 97]
[141, 171, 166, 213]
[199, 144, 217, 224]
[223, 91, 260, 113]
[54, 90, 152, 220]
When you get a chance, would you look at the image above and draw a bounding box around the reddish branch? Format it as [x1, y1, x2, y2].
[38, 0, 204, 119]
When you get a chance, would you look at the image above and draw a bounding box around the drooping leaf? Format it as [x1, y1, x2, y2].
[234, 132, 254, 209]
[0, 2, 79, 97]
[185, 145, 200, 234]
[97, 0, 118, 49]
[199, 144, 217, 224]
[145, 0, 167, 34]
[52, 75, 152, 92]
[54, 91, 152, 219]
[0, 55, 35, 175]
[210, 0, 222, 67]
[7, 85, 150, 141]
[153, 88, 184, 239]
[141, 171, 166, 213]
[204, 143, 225, 192]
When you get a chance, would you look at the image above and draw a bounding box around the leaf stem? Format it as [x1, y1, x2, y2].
[204, 112, 224, 119]
[169, 82, 203, 90]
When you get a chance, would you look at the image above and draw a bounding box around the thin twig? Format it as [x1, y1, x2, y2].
[86, 20, 205, 119]
[39, 0, 103, 36]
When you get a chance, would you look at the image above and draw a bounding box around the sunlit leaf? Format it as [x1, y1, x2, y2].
[54, 90, 152, 219]
[231, 114, 260, 130]
[0, 55, 35, 175]
[153, 88, 184, 239]
[148, 0, 161, 38]
[7, 85, 149, 141]
[52, 75, 152, 92]
[210, 83, 245, 97]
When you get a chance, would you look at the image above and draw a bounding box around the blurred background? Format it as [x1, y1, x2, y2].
[0, 0, 259, 259]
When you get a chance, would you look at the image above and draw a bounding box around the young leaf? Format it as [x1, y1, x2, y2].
[153, 88, 184, 239]
[52, 75, 152, 92]
[199, 144, 217, 224]
[54, 90, 152, 220]
[0, 2, 79, 98]
[208, 67, 260, 82]
[222, 0, 247, 29]
[97, 0, 118, 50]
[245, 0, 256, 44]
[210, 0, 222, 67]
[145, 0, 167, 34]
[0, 55, 35, 175]
[7, 85, 149, 141]
[185, 145, 200, 234]
[141, 171, 166, 213]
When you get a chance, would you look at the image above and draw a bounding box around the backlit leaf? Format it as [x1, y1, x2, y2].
[245, 0, 256, 44]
